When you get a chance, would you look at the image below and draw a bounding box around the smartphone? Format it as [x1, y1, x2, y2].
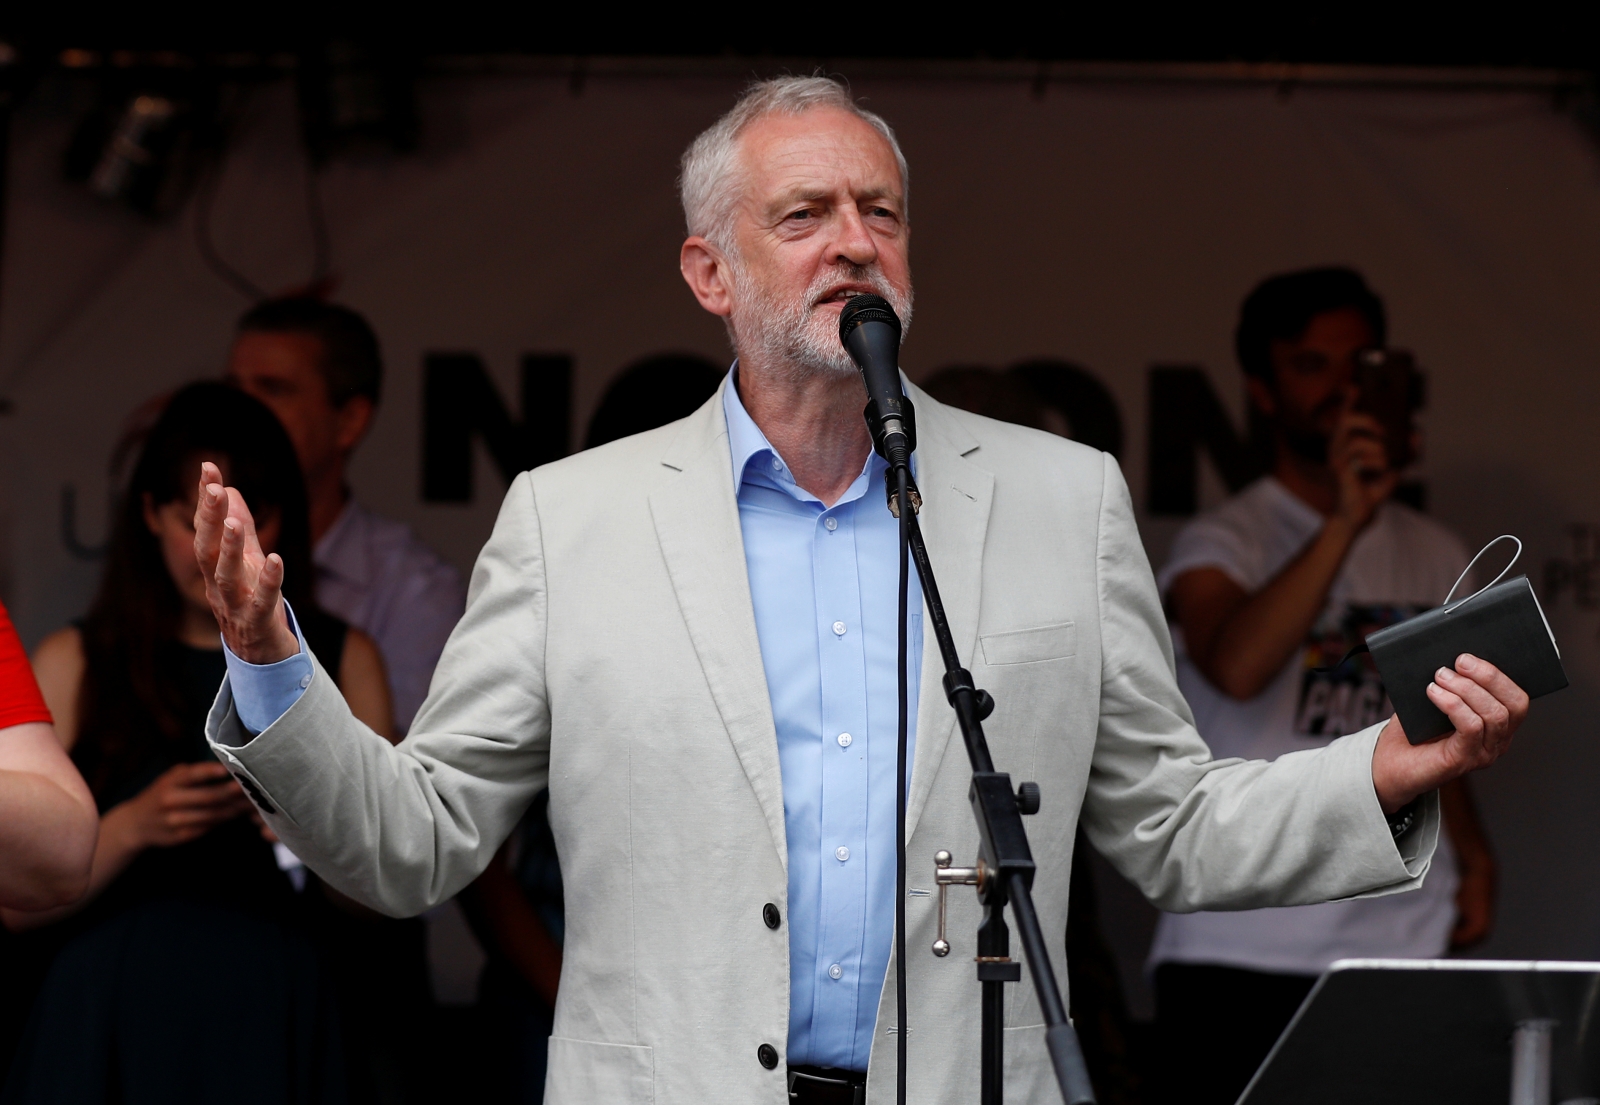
[1353, 348, 1421, 471]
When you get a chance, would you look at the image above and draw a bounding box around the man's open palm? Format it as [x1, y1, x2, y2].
[194, 461, 299, 665]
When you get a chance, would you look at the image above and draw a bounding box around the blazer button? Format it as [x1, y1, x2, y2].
[763, 903, 781, 930]
[758, 1043, 779, 1070]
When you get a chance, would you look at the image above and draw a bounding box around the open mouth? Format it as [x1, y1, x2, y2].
[816, 287, 873, 309]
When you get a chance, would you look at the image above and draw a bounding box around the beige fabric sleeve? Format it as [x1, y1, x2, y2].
[1078, 455, 1437, 913]
[207, 471, 552, 917]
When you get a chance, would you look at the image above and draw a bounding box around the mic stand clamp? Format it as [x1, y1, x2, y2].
[933, 844, 1031, 997]
[931, 851, 982, 958]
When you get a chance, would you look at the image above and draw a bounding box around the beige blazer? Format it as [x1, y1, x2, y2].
[207, 379, 1436, 1105]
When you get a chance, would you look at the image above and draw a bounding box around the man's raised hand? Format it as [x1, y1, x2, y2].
[1371, 654, 1529, 815]
[1330, 397, 1398, 532]
[194, 460, 300, 665]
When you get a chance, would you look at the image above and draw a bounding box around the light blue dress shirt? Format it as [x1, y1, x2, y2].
[722, 372, 922, 1070]
[223, 370, 924, 1071]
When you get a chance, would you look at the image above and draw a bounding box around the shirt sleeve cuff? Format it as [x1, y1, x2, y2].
[222, 601, 314, 736]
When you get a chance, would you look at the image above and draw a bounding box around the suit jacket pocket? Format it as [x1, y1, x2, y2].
[1002, 1023, 1051, 1102]
[546, 1036, 654, 1104]
[980, 622, 1077, 666]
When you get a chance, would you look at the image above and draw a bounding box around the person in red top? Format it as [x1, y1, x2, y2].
[0, 599, 96, 909]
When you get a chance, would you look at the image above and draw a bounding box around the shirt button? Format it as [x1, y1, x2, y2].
[837, 733, 853, 748]
[771, 457, 783, 472]
[835, 846, 850, 862]
[829, 963, 843, 980]
[832, 621, 847, 636]
[824, 517, 838, 531]
[299, 672, 312, 689]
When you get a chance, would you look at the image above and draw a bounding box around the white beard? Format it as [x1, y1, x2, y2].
[726, 257, 914, 381]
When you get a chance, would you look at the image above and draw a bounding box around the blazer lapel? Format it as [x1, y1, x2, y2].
[904, 384, 994, 840]
[649, 386, 789, 869]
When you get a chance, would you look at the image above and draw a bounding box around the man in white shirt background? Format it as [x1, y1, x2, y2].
[1148, 267, 1496, 1105]
[226, 297, 466, 735]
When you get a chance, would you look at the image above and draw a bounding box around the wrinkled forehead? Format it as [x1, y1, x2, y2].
[734, 107, 905, 214]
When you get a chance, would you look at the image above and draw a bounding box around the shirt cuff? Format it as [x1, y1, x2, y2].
[222, 601, 314, 736]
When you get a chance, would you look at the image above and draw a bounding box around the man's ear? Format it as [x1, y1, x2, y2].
[334, 396, 375, 454]
[1245, 375, 1277, 419]
[679, 236, 735, 318]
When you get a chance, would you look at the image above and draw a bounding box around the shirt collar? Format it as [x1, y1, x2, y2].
[722, 364, 882, 507]
[722, 364, 775, 489]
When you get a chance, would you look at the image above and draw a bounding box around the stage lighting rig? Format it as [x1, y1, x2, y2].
[62, 88, 192, 214]
[86, 94, 177, 201]
[63, 71, 226, 216]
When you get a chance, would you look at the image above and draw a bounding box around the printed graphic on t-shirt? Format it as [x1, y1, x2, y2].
[1295, 603, 1425, 738]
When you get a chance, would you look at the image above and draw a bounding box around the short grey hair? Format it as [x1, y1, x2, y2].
[679, 75, 909, 250]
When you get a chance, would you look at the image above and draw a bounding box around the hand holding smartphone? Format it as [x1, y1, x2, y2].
[1353, 348, 1422, 472]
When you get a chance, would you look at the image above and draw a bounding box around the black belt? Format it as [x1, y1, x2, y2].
[788, 1064, 867, 1105]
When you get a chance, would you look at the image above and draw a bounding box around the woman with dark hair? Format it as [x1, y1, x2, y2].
[3, 382, 392, 1104]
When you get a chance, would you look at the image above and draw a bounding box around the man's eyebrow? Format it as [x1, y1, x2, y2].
[764, 184, 904, 216]
[765, 188, 833, 214]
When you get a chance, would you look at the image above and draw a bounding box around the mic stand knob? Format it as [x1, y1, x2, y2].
[931, 850, 983, 957]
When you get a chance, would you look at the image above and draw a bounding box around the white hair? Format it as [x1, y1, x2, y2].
[679, 75, 910, 249]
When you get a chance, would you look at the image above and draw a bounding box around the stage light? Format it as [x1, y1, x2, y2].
[87, 94, 178, 201]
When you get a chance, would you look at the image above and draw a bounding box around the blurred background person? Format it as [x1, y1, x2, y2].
[0, 598, 95, 911]
[3, 383, 394, 1104]
[1146, 267, 1497, 1105]
[226, 297, 465, 735]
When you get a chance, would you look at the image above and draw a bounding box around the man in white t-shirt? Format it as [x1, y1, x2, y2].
[1148, 267, 1496, 1105]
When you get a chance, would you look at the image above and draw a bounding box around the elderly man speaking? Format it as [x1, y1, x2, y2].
[194, 77, 1529, 1104]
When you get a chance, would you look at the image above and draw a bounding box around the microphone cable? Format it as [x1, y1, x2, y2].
[838, 292, 915, 1104]
[895, 463, 911, 1105]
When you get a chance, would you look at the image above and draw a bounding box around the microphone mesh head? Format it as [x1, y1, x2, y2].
[838, 294, 901, 345]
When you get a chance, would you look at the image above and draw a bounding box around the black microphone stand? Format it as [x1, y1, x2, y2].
[870, 397, 1096, 1105]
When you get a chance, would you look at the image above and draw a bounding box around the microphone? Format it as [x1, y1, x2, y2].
[839, 294, 915, 471]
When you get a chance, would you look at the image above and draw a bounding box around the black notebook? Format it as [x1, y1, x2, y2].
[1366, 574, 1567, 744]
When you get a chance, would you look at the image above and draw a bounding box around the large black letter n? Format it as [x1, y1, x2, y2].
[1146, 365, 1262, 516]
[423, 354, 572, 502]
